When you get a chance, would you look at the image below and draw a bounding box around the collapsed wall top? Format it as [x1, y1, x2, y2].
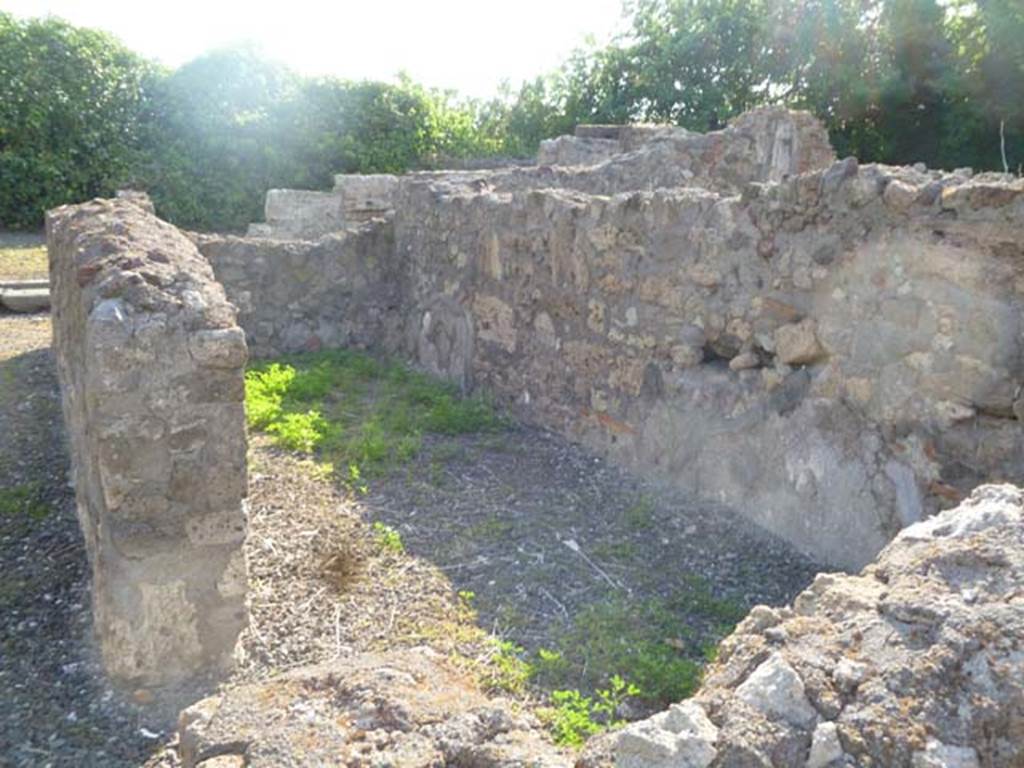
[245, 107, 835, 239]
[47, 196, 249, 686]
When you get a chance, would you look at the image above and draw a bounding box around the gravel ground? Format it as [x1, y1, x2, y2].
[363, 429, 819, 654]
[0, 313, 173, 767]
[0, 309, 821, 767]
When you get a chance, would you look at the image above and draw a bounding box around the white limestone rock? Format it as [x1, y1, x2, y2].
[807, 721, 844, 768]
[736, 652, 818, 726]
[614, 701, 718, 768]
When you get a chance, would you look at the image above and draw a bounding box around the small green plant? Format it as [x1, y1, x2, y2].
[543, 689, 601, 747]
[344, 463, 368, 494]
[0, 483, 49, 521]
[541, 676, 640, 747]
[481, 639, 532, 694]
[372, 521, 404, 553]
[244, 362, 295, 429]
[457, 589, 476, 606]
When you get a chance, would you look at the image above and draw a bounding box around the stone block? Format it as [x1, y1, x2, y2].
[775, 318, 826, 365]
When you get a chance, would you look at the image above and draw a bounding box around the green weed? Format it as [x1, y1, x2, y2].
[481, 638, 532, 695]
[0, 483, 49, 521]
[372, 521, 404, 554]
[266, 410, 327, 452]
[244, 349, 505, 485]
[540, 676, 640, 747]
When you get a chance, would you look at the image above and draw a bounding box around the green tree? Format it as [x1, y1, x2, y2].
[0, 13, 155, 228]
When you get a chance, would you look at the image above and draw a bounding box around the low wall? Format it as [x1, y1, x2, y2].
[195, 221, 403, 358]
[394, 163, 1024, 568]
[48, 198, 249, 686]
[246, 175, 399, 239]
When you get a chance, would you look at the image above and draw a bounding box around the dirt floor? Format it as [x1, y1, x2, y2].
[0, 304, 820, 767]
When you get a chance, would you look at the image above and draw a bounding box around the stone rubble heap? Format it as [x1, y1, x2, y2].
[592, 483, 1024, 768]
[176, 647, 572, 768]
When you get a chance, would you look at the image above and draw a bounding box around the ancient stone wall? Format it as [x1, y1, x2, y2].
[47, 198, 249, 686]
[394, 162, 1024, 568]
[206, 108, 1021, 569]
[195, 220, 404, 358]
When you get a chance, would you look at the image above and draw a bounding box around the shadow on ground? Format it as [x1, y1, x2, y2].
[0, 316, 184, 767]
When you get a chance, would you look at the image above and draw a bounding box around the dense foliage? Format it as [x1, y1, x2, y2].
[521, 0, 1024, 172]
[0, 14, 155, 229]
[2, 2, 1022, 230]
[0, 17, 501, 230]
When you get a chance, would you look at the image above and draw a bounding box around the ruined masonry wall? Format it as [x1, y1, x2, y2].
[48, 198, 249, 685]
[245, 107, 835, 239]
[195, 221, 404, 358]
[208, 108, 1021, 569]
[396, 164, 1024, 569]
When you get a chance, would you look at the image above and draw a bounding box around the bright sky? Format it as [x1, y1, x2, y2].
[5, 0, 629, 98]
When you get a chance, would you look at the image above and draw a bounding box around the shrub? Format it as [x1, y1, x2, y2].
[0, 13, 156, 228]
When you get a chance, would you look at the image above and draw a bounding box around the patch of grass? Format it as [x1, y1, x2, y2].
[244, 349, 505, 486]
[529, 576, 746, 708]
[622, 494, 656, 530]
[0, 482, 49, 521]
[372, 521, 404, 554]
[267, 410, 327, 453]
[0, 241, 47, 281]
[676, 573, 748, 628]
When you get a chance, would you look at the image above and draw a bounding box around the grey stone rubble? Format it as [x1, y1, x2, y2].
[591, 484, 1024, 768]
[176, 647, 572, 768]
[47, 197, 249, 687]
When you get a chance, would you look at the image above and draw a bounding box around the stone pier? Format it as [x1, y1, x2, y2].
[47, 197, 249, 686]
